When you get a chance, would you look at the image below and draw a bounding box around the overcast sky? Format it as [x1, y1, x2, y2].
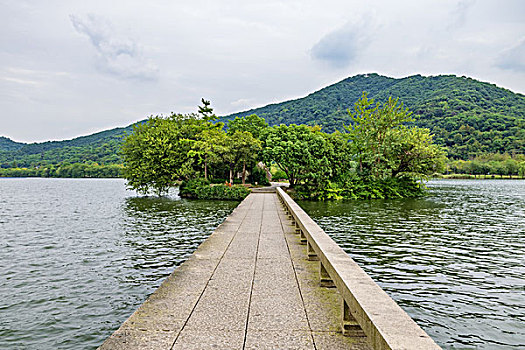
[1, 0, 524, 142]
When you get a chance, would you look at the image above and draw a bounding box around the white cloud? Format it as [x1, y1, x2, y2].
[497, 38, 525, 72]
[447, 0, 476, 30]
[310, 15, 376, 68]
[230, 98, 255, 109]
[0, 1, 524, 142]
[70, 14, 158, 81]
[2, 77, 40, 86]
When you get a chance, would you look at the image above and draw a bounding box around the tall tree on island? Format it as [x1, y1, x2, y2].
[227, 114, 268, 140]
[260, 124, 328, 188]
[345, 93, 446, 180]
[120, 100, 220, 195]
[223, 131, 261, 184]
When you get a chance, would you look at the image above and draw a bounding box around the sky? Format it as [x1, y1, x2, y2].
[1, 0, 524, 143]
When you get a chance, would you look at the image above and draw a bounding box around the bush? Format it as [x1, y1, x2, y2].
[179, 178, 250, 200]
[179, 178, 209, 198]
[295, 175, 424, 200]
[248, 166, 270, 186]
[272, 169, 288, 180]
[209, 178, 228, 184]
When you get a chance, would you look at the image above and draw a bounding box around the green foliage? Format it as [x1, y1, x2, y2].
[198, 98, 216, 121]
[446, 153, 525, 178]
[248, 165, 270, 186]
[260, 124, 329, 187]
[121, 112, 219, 195]
[121, 101, 265, 196]
[271, 168, 288, 180]
[220, 73, 525, 159]
[260, 95, 445, 200]
[345, 93, 447, 180]
[179, 179, 250, 200]
[0, 124, 135, 168]
[296, 176, 424, 200]
[227, 114, 269, 139]
[223, 131, 262, 184]
[0, 163, 123, 178]
[191, 128, 228, 180]
[179, 178, 210, 197]
[0, 136, 25, 151]
[3, 73, 523, 180]
[345, 176, 425, 200]
[0, 124, 135, 175]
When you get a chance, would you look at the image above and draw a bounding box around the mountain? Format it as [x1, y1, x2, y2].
[220, 73, 525, 159]
[0, 136, 26, 152]
[1, 73, 524, 169]
[0, 124, 137, 168]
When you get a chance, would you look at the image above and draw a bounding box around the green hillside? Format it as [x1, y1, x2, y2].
[221, 74, 525, 159]
[1, 73, 524, 174]
[0, 124, 137, 168]
[0, 136, 25, 152]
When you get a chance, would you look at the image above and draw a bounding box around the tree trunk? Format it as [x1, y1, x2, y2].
[204, 158, 208, 181]
[242, 161, 246, 185]
[229, 167, 233, 184]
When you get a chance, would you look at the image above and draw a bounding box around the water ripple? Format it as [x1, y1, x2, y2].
[300, 179, 525, 350]
[0, 178, 238, 350]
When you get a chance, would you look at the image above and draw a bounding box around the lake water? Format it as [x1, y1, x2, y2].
[0, 178, 238, 350]
[1, 179, 523, 349]
[300, 179, 525, 349]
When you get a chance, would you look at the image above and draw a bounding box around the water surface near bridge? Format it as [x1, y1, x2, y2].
[0, 178, 238, 349]
[1, 178, 523, 349]
[300, 179, 525, 349]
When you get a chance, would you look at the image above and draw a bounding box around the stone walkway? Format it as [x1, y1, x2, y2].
[99, 193, 372, 349]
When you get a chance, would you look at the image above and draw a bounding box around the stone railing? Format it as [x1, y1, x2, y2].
[276, 187, 441, 350]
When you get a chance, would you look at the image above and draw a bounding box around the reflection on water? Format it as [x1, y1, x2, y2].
[120, 194, 238, 286]
[300, 179, 525, 349]
[0, 179, 238, 350]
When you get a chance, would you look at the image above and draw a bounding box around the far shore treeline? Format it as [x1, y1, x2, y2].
[118, 95, 446, 200]
[1, 74, 525, 183]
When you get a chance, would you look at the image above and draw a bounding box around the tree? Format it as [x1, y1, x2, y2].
[504, 158, 518, 178]
[345, 93, 446, 180]
[518, 161, 525, 178]
[223, 131, 261, 184]
[387, 127, 446, 178]
[191, 128, 227, 181]
[261, 124, 327, 187]
[198, 98, 217, 121]
[120, 112, 215, 195]
[227, 114, 269, 139]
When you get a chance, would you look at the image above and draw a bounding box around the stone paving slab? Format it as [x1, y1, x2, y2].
[244, 330, 314, 350]
[98, 192, 372, 349]
[313, 332, 373, 350]
[171, 330, 245, 350]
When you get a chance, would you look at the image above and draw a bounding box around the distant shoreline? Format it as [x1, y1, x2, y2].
[434, 174, 524, 180]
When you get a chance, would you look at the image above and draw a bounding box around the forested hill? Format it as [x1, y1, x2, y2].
[1, 73, 524, 170]
[221, 74, 525, 159]
[0, 136, 25, 152]
[0, 124, 136, 167]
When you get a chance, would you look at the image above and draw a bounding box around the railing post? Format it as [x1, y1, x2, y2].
[307, 241, 318, 261]
[342, 299, 365, 337]
[319, 262, 335, 288]
[299, 229, 307, 244]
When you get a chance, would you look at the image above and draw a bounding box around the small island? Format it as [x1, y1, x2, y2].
[120, 95, 446, 200]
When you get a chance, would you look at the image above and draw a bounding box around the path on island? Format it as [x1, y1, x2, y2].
[99, 192, 372, 349]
